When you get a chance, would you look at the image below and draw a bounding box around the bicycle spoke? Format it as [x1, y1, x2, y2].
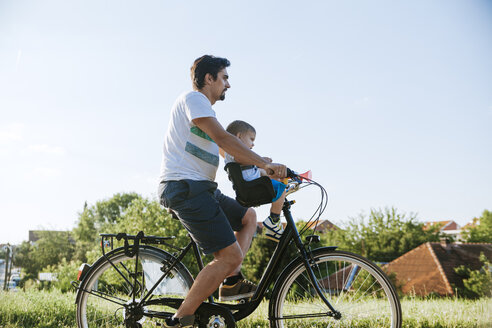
[271, 250, 401, 328]
[76, 247, 193, 328]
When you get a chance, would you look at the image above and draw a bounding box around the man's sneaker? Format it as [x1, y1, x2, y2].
[263, 216, 284, 242]
[162, 314, 195, 327]
[219, 273, 257, 301]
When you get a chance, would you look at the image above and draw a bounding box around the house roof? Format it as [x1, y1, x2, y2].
[319, 264, 360, 291]
[28, 230, 73, 243]
[424, 220, 460, 231]
[384, 242, 492, 296]
[302, 219, 339, 232]
[431, 243, 492, 290]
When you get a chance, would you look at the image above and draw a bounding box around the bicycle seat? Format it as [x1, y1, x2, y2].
[224, 162, 275, 207]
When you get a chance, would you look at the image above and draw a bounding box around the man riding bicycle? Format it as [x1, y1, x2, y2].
[157, 55, 287, 327]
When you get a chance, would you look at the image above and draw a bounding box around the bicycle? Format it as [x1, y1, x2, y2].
[73, 167, 402, 327]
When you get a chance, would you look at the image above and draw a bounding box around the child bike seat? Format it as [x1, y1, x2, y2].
[224, 162, 275, 207]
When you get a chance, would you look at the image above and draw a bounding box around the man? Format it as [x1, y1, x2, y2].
[158, 55, 286, 327]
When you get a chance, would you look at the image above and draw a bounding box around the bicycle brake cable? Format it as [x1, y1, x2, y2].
[293, 175, 329, 236]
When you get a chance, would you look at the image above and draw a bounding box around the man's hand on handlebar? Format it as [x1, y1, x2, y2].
[264, 163, 287, 179]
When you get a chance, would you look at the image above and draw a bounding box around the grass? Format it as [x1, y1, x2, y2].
[400, 296, 491, 328]
[0, 289, 490, 327]
[0, 290, 75, 328]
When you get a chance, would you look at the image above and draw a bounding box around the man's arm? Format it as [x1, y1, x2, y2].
[193, 117, 286, 178]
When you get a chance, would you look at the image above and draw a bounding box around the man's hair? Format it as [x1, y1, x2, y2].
[226, 120, 256, 136]
[190, 55, 230, 90]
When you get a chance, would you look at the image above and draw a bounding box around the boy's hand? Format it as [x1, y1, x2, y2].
[262, 157, 273, 163]
[264, 163, 287, 179]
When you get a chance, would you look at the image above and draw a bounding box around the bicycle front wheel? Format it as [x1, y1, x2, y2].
[269, 248, 401, 328]
[76, 246, 194, 328]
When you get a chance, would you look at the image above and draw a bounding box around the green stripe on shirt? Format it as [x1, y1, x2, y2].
[185, 142, 219, 167]
[190, 126, 215, 143]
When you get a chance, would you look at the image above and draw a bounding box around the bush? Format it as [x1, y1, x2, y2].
[454, 253, 492, 298]
[323, 207, 440, 263]
[461, 210, 492, 243]
[50, 259, 80, 293]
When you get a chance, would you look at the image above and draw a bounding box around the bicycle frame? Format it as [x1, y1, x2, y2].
[230, 199, 338, 321]
[77, 198, 340, 323]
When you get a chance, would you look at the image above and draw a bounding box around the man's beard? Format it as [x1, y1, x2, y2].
[218, 88, 227, 101]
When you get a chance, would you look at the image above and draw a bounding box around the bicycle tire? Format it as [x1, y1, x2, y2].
[76, 245, 194, 328]
[269, 248, 402, 328]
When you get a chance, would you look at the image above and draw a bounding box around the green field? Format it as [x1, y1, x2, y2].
[0, 290, 490, 328]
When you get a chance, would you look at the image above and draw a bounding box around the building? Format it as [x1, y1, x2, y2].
[28, 230, 74, 244]
[424, 220, 462, 240]
[384, 241, 492, 296]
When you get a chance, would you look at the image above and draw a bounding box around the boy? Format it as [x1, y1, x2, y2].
[224, 120, 286, 241]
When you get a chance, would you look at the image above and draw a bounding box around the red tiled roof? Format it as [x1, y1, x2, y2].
[319, 265, 359, 291]
[384, 242, 492, 296]
[423, 220, 459, 231]
[302, 220, 339, 232]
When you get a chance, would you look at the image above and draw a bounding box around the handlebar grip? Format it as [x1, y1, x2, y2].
[286, 168, 297, 178]
[268, 167, 297, 178]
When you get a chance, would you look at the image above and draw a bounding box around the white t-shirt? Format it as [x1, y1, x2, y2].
[224, 153, 261, 181]
[159, 91, 219, 182]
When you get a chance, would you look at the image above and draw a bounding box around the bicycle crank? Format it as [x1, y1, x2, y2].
[196, 303, 235, 328]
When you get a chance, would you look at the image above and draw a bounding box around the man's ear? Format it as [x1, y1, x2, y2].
[204, 73, 214, 85]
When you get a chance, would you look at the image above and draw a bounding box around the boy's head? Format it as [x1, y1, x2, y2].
[226, 120, 256, 149]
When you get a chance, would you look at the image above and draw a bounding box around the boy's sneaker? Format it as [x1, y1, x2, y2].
[162, 314, 195, 327]
[219, 273, 257, 301]
[263, 216, 284, 242]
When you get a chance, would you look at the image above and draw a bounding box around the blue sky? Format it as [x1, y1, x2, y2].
[1, 0, 491, 244]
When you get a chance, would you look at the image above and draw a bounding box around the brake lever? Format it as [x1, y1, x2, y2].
[287, 168, 302, 183]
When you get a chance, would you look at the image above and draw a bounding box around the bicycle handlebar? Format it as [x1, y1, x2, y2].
[286, 168, 297, 179]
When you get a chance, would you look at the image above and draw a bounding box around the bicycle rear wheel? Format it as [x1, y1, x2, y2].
[76, 246, 193, 328]
[269, 248, 401, 328]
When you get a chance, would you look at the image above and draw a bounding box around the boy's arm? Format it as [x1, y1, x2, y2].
[193, 117, 286, 178]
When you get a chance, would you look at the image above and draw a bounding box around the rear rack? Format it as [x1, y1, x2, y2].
[99, 231, 181, 257]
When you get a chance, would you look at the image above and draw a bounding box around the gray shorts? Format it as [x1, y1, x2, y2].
[158, 180, 248, 254]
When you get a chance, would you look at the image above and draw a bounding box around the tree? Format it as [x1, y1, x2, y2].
[13, 241, 40, 285]
[72, 193, 141, 262]
[462, 210, 492, 243]
[70, 194, 201, 276]
[454, 253, 492, 298]
[32, 231, 75, 270]
[102, 196, 200, 276]
[13, 231, 74, 288]
[241, 235, 277, 284]
[242, 221, 314, 285]
[325, 207, 440, 263]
